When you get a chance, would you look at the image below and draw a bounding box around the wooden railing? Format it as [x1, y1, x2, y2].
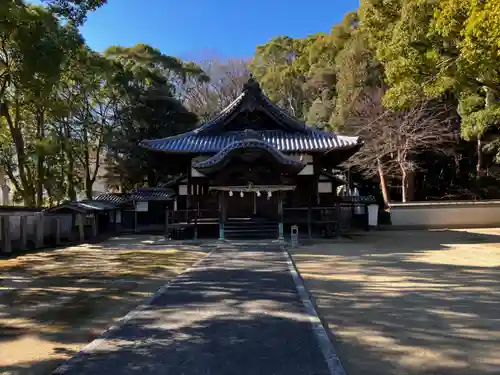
[166, 208, 220, 239]
[283, 202, 369, 238]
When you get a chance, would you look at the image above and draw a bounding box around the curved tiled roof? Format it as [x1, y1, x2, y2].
[140, 77, 361, 154]
[141, 129, 360, 154]
[193, 138, 306, 174]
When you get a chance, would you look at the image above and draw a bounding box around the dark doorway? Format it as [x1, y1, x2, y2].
[226, 193, 254, 218]
[225, 192, 278, 220]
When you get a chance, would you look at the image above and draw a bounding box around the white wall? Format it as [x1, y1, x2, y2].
[390, 201, 500, 228]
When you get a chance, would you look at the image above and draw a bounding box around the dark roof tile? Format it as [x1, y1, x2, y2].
[142, 129, 360, 153]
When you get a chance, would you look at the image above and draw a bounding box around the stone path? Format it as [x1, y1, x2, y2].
[53, 244, 339, 375]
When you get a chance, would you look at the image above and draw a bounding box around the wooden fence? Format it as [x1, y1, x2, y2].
[0, 211, 99, 255]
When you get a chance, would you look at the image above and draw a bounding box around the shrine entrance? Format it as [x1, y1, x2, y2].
[210, 185, 295, 240]
[225, 190, 279, 220]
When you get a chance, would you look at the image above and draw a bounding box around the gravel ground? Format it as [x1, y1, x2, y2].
[54, 244, 331, 375]
[0, 236, 207, 375]
[290, 229, 500, 375]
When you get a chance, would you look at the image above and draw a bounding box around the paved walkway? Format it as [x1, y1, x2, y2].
[53, 244, 339, 375]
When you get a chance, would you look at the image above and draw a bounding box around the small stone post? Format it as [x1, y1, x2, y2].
[291, 225, 299, 248]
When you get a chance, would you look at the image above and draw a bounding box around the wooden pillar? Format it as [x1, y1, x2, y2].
[186, 166, 192, 222]
[134, 201, 138, 233]
[55, 217, 61, 245]
[164, 207, 170, 239]
[278, 192, 284, 241]
[77, 214, 84, 242]
[313, 155, 320, 205]
[91, 214, 98, 239]
[20, 215, 28, 250]
[308, 174, 314, 239]
[307, 205, 312, 239]
[335, 201, 341, 236]
[35, 213, 44, 249]
[113, 210, 118, 233]
[218, 191, 225, 241]
[194, 199, 199, 240]
[1, 216, 11, 254]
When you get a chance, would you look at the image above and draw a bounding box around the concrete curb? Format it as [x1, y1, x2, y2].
[282, 245, 347, 375]
[52, 245, 220, 374]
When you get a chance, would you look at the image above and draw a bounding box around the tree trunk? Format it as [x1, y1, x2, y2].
[2, 102, 35, 206]
[36, 109, 45, 207]
[377, 158, 390, 207]
[83, 140, 95, 200]
[85, 176, 93, 199]
[401, 168, 416, 202]
[476, 137, 484, 178]
[63, 123, 77, 200]
[0, 168, 9, 205]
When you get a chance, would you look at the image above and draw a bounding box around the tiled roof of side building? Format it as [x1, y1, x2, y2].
[129, 187, 175, 201]
[96, 188, 176, 202]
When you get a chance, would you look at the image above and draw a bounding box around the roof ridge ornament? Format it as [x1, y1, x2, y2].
[243, 74, 261, 93]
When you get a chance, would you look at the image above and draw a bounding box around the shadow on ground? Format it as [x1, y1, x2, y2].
[0, 235, 210, 375]
[291, 229, 500, 375]
[45, 246, 332, 375]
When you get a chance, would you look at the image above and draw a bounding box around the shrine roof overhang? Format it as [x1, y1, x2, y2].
[140, 129, 361, 154]
[192, 138, 306, 175]
[139, 76, 361, 155]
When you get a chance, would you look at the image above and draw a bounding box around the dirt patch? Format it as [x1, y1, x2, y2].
[290, 229, 500, 375]
[0, 236, 208, 375]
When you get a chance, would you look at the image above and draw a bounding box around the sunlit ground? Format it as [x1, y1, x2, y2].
[291, 228, 500, 375]
[0, 236, 207, 375]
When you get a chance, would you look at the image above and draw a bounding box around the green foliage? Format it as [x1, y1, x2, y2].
[250, 36, 309, 118]
[1, 0, 500, 204]
[248, 0, 500, 199]
[42, 0, 107, 25]
[333, 28, 383, 128]
[0, 0, 208, 205]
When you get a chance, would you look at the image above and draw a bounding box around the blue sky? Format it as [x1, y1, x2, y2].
[35, 0, 360, 60]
